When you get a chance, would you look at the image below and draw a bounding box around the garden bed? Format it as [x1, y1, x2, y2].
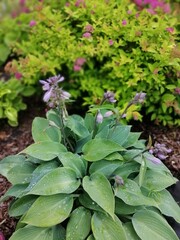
[0, 102, 179, 239]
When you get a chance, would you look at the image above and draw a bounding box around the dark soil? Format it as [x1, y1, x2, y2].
[0, 101, 180, 239]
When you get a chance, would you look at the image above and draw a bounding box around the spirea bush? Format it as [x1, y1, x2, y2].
[9, 0, 180, 126]
[0, 76, 179, 240]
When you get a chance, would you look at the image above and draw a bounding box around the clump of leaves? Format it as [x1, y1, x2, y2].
[0, 75, 179, 240]
[9, 0, 179, 126]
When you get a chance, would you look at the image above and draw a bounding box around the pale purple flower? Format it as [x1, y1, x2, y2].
[60, 90, 71, 100]
[109, 39, 114, 46]
[146, 154, 162, 164]
[104, 91, 116, 103]
[133, 92, 146, 104]
[82, 32, 92, 38]
[96, 111, 103, 123]
[104, 111, 113, 118]
[149, 142, 172, 161]
[29, 20, 36, 27]
[122, 20, 127, 26]
[43, 88, 53, 102]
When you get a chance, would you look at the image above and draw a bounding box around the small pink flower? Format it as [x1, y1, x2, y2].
[75, 0, 86, 7]
[29, 20, 36, 27]
[122, 20, 127, 26]
[153, 68, 159, 75]
[15, 72, 22, 79]
[84, 24, 94, 33]
[174, 87, 180, 95]
[82, 32, 92, 38]
[65, 2, 70, 7]
[109, 39, 114, 46]
[127, 10, 132, 14]
[146, 8, 156, 14]
[166, 27, 174, 34]
[73, 65, 82, 71]
[19, 0, 26, 5]
[163, 3, 171, 13]
[75, 58, 86, 66]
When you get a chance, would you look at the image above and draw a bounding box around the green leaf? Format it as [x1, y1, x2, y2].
[7, 162, 36, 185]
[79, 193, 104, 212]
[9, 225, 54, 240]
[104, 152, 124, 161]
[136, 169, 177, 191]
[0, 184, 29, 203]
[86, 234, 95, 240]
[83, 138, 125, 161]
[113, 162, 140, 178]
[150, 189, 180, 223]
[66, 207, 91, 240]
[58, 152, 86, 177]
[22, 86, 36, 97]
[132, 209, 179, 240]
[83, 173, 115, 218]
[162, 93, 175, 102]
[139, 156, 147, 187]
[22, 141, 67, 161]
[89, 160, 122, 177]
[28, 167, 80, 195]
[0, 43, 10, 62]
[46, 109, 61, 128]
[123, 222, 141, 240]
[52, 225, 66, 240]
[108, 125, 131, 146]
[115, 179, 156, 206]
[66, 115, 89, 139]
[22, 194, 73, 227]
[32, 117, 61, 143]
[4, 107, 17, 122]
[9, 195, 38, 217]
[92, 212, 127, 240]
[0, 155, 26, 177]
[115, 198, 139, 215]
[122, 132, 141, 148]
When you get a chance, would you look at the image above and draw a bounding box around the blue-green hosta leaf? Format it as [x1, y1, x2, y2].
[52, 225, 66, 240]
[123, 222, 141, 240]
[82, 173, 115, 218]
[66, 207, 91, 240]
[58, 152, 86, 177]
[28, 167, 80, 195]
[122, 132, 141, 148]
[115, 179, 156, 206]
[79, 193, 104, 212]
[9, 225, 54, 240]
[0, 155, 26, 177]
[25, 161, 59, 193]
[22, 194, 73, 227]
[136, 169, 177, 191]
[9, 195, 38, 217]
[32, 117, 61, 143]
[113, 162, 140, 178]
[89, 160, 122, 177]
[83, 138, 125, 162]
[132, 209, 179, 240]
[138, 156, 147, 187]
[66, 115, 89, 139]
[7, 162, 36, 185]
[92, 212, 127, 240]
[22, 141, 67, 161]
[104, 152, 124, 161]
[115, 198, 140, 215]
[46, 109, 61, 128]
[150, 189, 180, 223]
[86, 234, 95, 240]
[108, 125, 131, 146]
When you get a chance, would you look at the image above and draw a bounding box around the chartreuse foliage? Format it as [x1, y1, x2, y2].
[8, 0, 179, 125]
[0, 105, 179, 239]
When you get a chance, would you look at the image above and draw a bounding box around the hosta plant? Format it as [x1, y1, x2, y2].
[0, 75, 180, 240]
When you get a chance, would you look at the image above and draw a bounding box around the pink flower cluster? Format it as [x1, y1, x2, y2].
[73, 57, 86, 71]
[133, 0, 171, 14]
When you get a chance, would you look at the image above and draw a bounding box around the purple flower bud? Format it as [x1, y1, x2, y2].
[146, 155, 162, 164]
[133, 92, 146, 104]
[96, 111, 103, 123]
[114, 175, 124, 186]
[82, 32, 92, 38]
[104, 91, 116, 103]
[104, 111, 113, 118]
[29, 20, 36, 27]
